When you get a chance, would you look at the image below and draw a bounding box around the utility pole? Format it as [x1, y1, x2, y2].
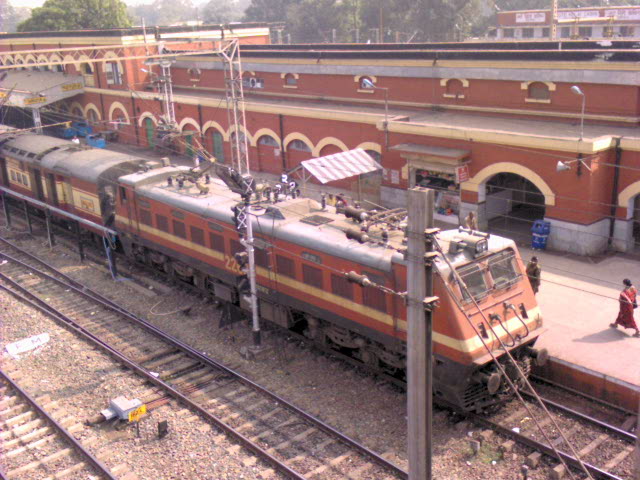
[406, 187, 438, 480]
[549, 0, 558, 40]
[379, 1, 384, 43]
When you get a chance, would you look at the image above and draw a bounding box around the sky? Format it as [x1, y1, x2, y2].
[14, 0, 212, 8]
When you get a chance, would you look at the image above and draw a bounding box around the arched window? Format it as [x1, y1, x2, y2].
[72, 107, 84, 119]
[87, 109, 98, 125]
[528, 82, 550, 100]
[442, 78, 467, 99]
[188, 68, 201, 82]
[360, 76, 375, 89]
[365, 150, 381, 163]
[289, 139, 311, 152]
[284, 73, 297, 87]
[81, 63, 93, 75]
[258, 135, 279, 147]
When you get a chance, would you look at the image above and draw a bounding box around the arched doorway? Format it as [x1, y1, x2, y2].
[484, 172, 546, 240]
[144, 118, 155, 147]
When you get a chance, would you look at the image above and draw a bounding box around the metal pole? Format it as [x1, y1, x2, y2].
[580, 95, 585, 141]
[1, 192, 10, 229]
[32, 108, 42, 133]
[22, 200, 32, 235]
[407, 187, 435, 480]
[245, 204, 261, 347]
[384, 87, 389, 148]
[45, 209, 54, 248]
[75, 220, 84, 262]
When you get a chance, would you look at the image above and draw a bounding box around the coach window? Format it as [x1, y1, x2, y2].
[156, 214, 169, 232]
[172, 220, 186, 239]
[139, 209, 152, 226]
[119, 186, 127, 203]
[209, 232, 225, 252]
[254, 248, 270, 268]
[190, 226, 205, 246]
[302, 264, 323, 288]
[276, 254, 295, 278]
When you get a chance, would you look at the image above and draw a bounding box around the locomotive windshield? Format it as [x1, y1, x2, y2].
[454, 248, 521, 303]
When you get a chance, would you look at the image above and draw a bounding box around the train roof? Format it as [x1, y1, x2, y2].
[120, 166, 518, 274]
[1, 133, 148, 184]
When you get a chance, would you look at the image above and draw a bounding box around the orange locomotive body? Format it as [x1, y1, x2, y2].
[114, 163, 546, 411]
[0, 133, 547, 412]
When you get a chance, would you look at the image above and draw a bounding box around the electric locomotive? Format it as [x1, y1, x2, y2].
[0, 133, 548, 412]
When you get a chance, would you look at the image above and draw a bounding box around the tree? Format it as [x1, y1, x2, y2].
[17, 0, 131, 32]
[243, 0, 300, 23]
[201, 0, 249, 24]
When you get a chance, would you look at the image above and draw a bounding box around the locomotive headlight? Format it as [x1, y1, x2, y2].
[475, 238, 488, 255]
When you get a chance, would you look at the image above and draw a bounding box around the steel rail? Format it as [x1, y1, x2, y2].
[521, 391, 637, 443]
[0, 241, 408, 479]
[0, 369, 117, 480]
[464, 410, 625, 480]
[530, 374, 637, 416]
[0, 273, 307, 480]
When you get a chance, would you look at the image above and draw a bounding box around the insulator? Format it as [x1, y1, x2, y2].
[167, 176, 173, 186]
[346, 228, 370, 244]
[177, 178, 184, 188]
[381, 230, 389, 243]
[321, 193, 327, 210]
[346, 271, 372, 287]
[205, 174, 210, 184]
[344, 206, 368, 223]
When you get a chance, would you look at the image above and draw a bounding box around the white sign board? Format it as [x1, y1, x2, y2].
[557, 10, 600, 20]
[605, 8, 640, 20]
[516, 12, 546, 23]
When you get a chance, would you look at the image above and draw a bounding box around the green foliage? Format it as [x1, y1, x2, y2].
[17, 0, 132, 32]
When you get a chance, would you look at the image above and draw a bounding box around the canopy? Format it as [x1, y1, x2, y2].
[297, 148, 381, 184]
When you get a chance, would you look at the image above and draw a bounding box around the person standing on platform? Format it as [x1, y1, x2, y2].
[610, 278, 640, 337]
[465, 211, 478, 231]
[526, 256, 541, 294]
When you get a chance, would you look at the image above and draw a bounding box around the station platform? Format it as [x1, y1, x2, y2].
[518, 244, 640, 411]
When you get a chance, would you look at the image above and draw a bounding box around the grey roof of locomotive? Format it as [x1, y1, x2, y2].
[1, 133, 146, 184]
[121, 166, 518, 276]
[121, 166, 402, 272]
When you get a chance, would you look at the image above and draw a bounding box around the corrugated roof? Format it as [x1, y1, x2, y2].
[300, 148, 381, 184]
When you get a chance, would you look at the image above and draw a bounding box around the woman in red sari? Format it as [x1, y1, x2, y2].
[610, 278, 640, 337]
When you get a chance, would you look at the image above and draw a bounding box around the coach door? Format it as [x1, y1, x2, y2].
[46, 173, 59, 206]
[32, 168, 45, 201]
[0, 157, 8, 187]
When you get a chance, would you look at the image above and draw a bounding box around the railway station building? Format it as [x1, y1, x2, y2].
[1, 30, 640, 256]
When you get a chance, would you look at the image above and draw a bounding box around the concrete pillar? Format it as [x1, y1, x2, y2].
[612, 218, 634, 253]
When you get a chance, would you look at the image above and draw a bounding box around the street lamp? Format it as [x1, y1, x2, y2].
[570, 85, 585, 141]
[362, 78, 389, 147]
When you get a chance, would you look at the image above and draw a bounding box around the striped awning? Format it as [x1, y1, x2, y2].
[300, 148, 381, 184]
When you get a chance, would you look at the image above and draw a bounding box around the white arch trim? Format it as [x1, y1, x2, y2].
[356, 142, 382, 154]
[251, 128, 281, 147]
[178, 117, 201, 133]
[312, 136, 349, 157]
[24, 54, 37, 64]
[108, 101, 130, 124]
[520, 80, 556, 92]
[227, 123, 253, 144]
[83, 103, 102, 121]
[354, 75, 377, 83]
[202, 120, 227, 140]
[101, 51, 124, 72]
[439, 78, 469, 88]
[462, 162, 556, 206]
[69, 101, 85, 117]
[283, 132, 314, 152]
[618, 182, 640, 219]
[138, 112, 157, 127]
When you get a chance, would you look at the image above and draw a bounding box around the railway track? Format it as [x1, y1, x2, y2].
[0, 369, 115, 480]
[0, 237, 407, 480]
[461, 385, 637, 480]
